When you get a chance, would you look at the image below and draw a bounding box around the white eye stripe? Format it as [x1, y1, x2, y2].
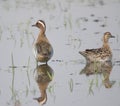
[37, 20, 45, 28]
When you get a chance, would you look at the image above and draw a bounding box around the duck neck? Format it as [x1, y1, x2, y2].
[39, 30, 46, 37]
[39, 82, 48, 97]
[102, 41, 110, 50]
[102, 36, 109, 48]
[36, 28, 46, 42]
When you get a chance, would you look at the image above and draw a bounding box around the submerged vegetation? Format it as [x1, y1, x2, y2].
[11, 53, 15, 91]
[0, 0, 120, 106]
[68, 78, 74, 92]
[0, 26, 3, 41]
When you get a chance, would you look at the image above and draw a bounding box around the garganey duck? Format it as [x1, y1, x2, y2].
[33, 64, 54, 105]
[32, 20, 53, 64]
[79, 32, 115, 63]
[80, 61, 115, 88]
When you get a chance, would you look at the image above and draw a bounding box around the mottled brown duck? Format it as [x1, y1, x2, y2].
[32, 20, 53, 64]
[79, 32, 115, 63]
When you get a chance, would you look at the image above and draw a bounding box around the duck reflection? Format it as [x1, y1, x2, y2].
[80, 61, 115, 88]
[33, 64, 54, 105]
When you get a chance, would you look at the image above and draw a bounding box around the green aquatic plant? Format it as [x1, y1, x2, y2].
[68, 14, 72, 29]
[47, 83, 56, 102]
[67, 35, 81, 49]
[7, 26, 17, 47]
[88, 79, 94, 95]
[69, 78, 74, 92]
[11, 52, 15, 80]
[17, 22, 25, 48]
[26, 20, 31, 27]
[88, 74, 102, 95]
[26, 56, 31, 86]
[25, 85, 29, 97]
[64, 16, 67, 29]
[17, 20, 32, 48]
[0, 26, 3, 40]
[47, 71, 53, 81]
[76, 18, 81, 28]
[93, 61, 99, 73]
[93, 61, 102, 73]
[95, 74, 99, 87]
[10, 52, 16, 99]
[20, 35, 24, 48]
[88, 0, 96, 6]
[48, 84, 54, 94]
[64, 13, 72, 29]
[116, 34, 119, 43]
[7, 27, 14, 40]
[25, 28, 31, 47]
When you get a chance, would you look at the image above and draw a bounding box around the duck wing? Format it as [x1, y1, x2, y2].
[79, 48, 104, 59]
[85, 48, 103, 54]
[35, 41, 53, 57]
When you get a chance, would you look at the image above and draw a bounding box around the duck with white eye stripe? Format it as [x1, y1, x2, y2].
[32, 20, 53, 65]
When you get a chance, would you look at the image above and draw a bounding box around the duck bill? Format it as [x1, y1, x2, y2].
[33, 97, 40, 102]
[111, 35, 115, 38]
[32, 24, 36, 27]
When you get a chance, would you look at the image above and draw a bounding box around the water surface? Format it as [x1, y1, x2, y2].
[0, 0, 120, 106]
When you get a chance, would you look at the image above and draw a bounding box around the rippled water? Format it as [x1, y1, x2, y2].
[0, 0, 120, 106]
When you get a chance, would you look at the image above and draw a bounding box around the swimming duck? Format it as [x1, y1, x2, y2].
[33, 64, 54, 105]
[80, 61, 115, 88]
[32, 20, 53, 64]
[79, 32, 115, 62]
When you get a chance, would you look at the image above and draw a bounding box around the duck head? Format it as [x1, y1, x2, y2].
[33, 95, 47, 105]
[103, 32, 115, 43]
[32, 20, 46, 31]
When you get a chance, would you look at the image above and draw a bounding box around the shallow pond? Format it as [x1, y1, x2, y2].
[0, 0, 120, 106]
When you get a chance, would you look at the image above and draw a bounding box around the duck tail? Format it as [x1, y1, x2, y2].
[79, 51, 86, 57]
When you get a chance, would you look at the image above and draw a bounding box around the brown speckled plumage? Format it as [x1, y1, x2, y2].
[79, 32, 115, 62]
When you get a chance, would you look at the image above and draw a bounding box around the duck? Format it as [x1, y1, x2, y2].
[80, 61, 115, 88]
[32, 20, 53, 64]
[33, 64, 54, 105]
[79, 32, 115, 63]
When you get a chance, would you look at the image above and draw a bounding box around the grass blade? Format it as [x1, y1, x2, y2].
[69, 78, 74, 92]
